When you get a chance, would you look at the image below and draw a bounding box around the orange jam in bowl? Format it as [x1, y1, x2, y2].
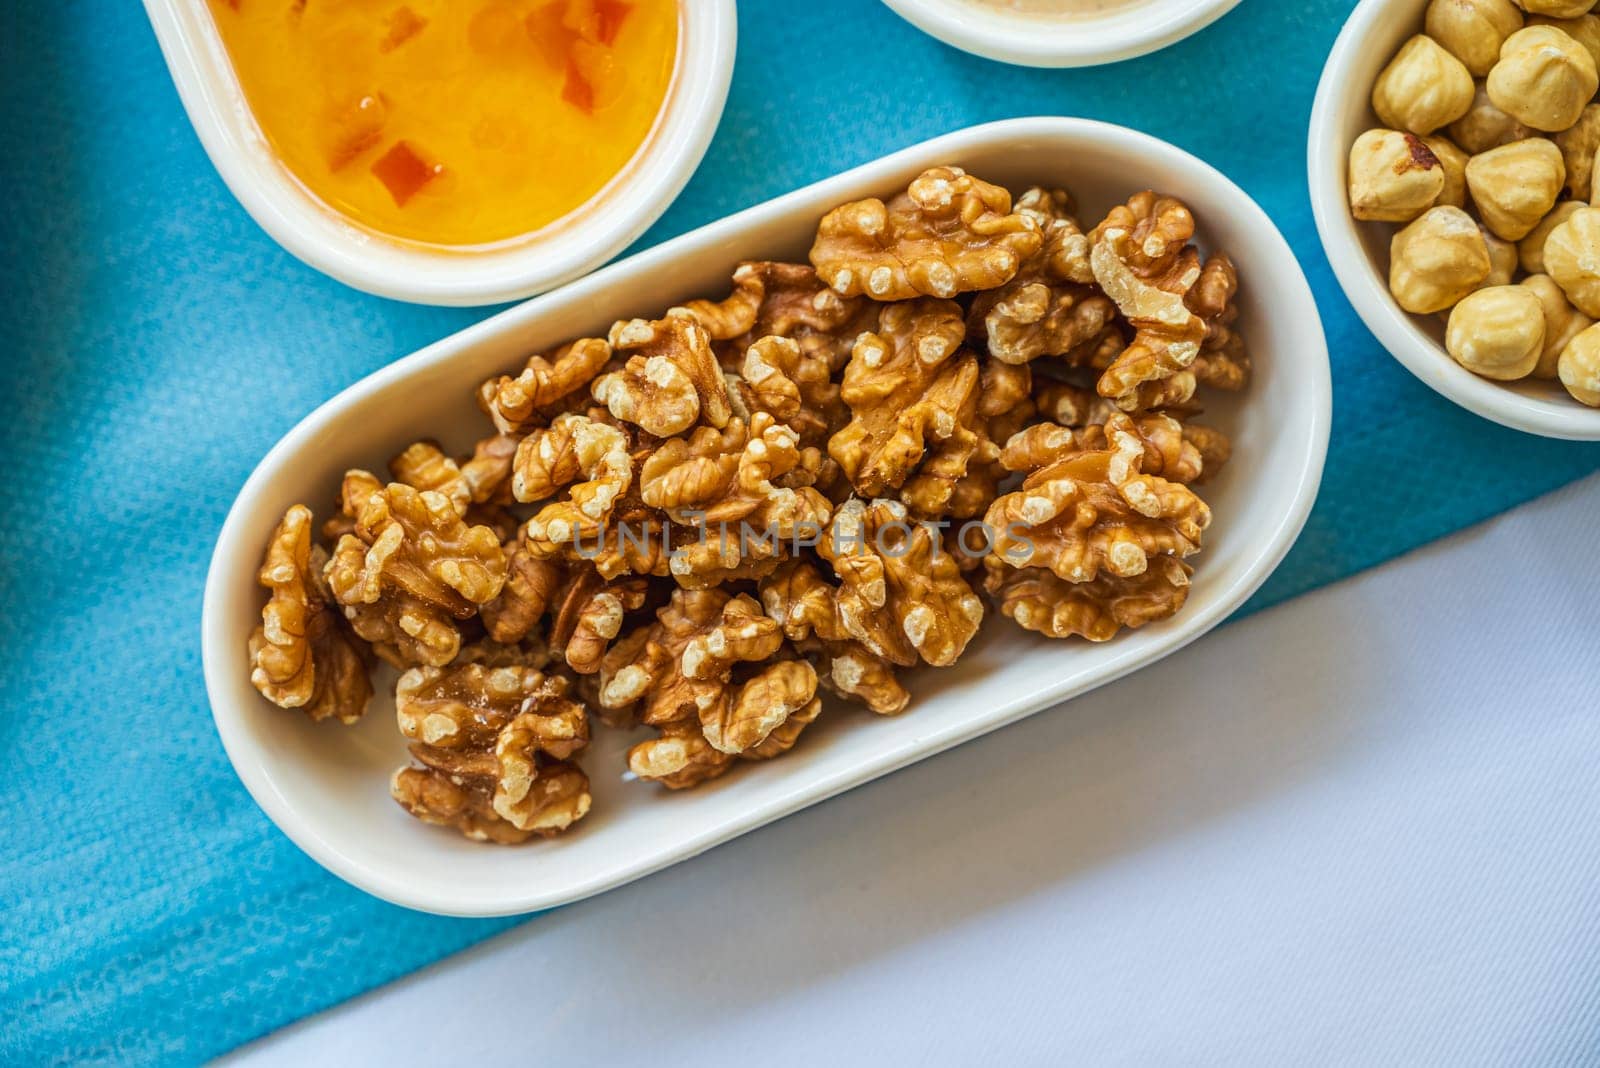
[206, 0, 680, 247]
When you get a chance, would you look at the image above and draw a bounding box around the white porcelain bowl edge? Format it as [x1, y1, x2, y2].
[1309, 0, 1600, 440]
[878, 0, 1243, 68]
[142, 0, 736, 306]
[203, 117, 1332, 916]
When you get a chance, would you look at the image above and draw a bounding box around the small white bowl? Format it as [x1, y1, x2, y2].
[878, 0, 1242, 68]
[142, 0, 736, 306]
[1309, 0, 1600, 440]
[203, 117, 1330, 916]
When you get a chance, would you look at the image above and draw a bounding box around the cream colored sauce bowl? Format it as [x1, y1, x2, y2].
[1308, 0, 1600, 440]
[878, 0, 1243, 68]
[203, 118, 1330, 917]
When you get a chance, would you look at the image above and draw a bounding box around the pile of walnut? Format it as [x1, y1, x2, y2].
[1349, 0, 1600, 405]
[246, 167, 1246, 844]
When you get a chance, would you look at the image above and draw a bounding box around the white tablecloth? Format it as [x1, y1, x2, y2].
[227, 474, 1600, 1066]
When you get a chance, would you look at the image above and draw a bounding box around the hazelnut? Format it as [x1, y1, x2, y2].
[1389, 205, 1494, 313]
[1542, 205, 1600, 315]
[1552, 104, 1600, 196]
[1487, 25, 1598, 132]
[1464, 137, 1566, 240]
[1528, 14, 1600, 68]
[1518, 200, 1584, 274]
[1521, 273, 1594, 377]
[1441, 228, 1519, 322]
[1520, 1, 1597, 21]
[1424, 135, 1472, 207]
[1445, 285, 1545, 378]
[1557, 322, 1600, 403]
[1448, 82, 1534, 153]
[1427, 0, 1525, 75]
[1374, 35, 1478, 134]
[1348, 130, 1447, 221]
[1483, 225, 1521, 285]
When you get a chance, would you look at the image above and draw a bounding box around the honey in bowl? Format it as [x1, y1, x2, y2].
[207, 0, 679, 246]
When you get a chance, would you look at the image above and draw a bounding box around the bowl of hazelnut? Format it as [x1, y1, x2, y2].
[1310, 0, 1600, 439]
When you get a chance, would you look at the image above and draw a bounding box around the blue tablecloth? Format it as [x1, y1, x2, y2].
[3, 0, 1596, 1063]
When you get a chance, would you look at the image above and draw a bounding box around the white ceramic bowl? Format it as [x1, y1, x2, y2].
[1309, 0, 1600, 440]
[879, 0, 1242, 67]
[143, 0, 736, 306]
[203, 117, 1331, 916]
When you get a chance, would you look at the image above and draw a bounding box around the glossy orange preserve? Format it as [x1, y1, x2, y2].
[208, 0, 679, 245]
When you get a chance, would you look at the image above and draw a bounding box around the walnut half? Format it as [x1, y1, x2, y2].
[391, 657, 592, 842]
[811, 167, 1042, 301]
[249, 505, 372, 723]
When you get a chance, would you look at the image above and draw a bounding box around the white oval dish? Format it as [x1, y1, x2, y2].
[203, 117, 1331, 917]
[142, 0, 736, 307]
[878, 0, 1242, 68]
[1309, 0, 1600, 440]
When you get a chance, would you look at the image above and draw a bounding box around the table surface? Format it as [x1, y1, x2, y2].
[226, 473, 1600, 1067]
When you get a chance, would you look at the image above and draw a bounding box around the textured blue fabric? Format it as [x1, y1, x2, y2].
[2, 0, 1597, 1063]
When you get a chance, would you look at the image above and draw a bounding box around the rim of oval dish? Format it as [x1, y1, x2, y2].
[142, 0, 737, 307]
[1307, 0, 1600, 441]
[877, 0, 1243, 68]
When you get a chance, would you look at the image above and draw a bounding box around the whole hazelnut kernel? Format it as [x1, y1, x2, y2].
[1374, 35, 1478, 134]
[1528, 14, 1600, 68]
[1552, 104, 1600, 196]
[1427, 0, 1525, 76]
[1445, 285, 1546, 379]
[1465, 137, 1567, 240]
[1448, 83, 1534, 153]
[1521, 273, 1594, 377]
[1389, 205, 1494, 313]
[1518, 200, 1585, 274]
[1349, 130, 1447, 221]
[1424, 135, 1472, 207]
[1487, 25, 1599, 133]
[1521, 1, 1598, 21]
[1482, 226, 1521, 286]
[1541, 205, 1600, 315]
[1557, 322, 1600, 404]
